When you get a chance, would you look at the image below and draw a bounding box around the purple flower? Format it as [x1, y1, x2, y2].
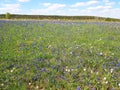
[111, 88, 115, 90]
[61, 75, 65, 79]
[92, 87, 96, 90]
[77, 86, 81, 90]
[41, 68, 46, 71]
[116, 62, 120, 67]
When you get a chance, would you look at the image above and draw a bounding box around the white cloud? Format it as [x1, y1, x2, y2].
[73, 5, 120, 18]
[0, 1, 120, 19]
[0, 4, 21, 14]
[103, 0, 115, 6]
[18, 0, 29, 2]
[43, 3, 51, 7]
[46, 3, 66, 10]
[87, 5, 112, 10]
[30, 3, 66, 15]
[29, 2, 120, 18]
[69, 8, 79, 12]
[105, 2, 115, 6]
[71, 0, 99, 7]
[103, 0, 110, 3]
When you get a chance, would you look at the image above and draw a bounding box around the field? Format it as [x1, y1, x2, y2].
[0, 20, 120, 90]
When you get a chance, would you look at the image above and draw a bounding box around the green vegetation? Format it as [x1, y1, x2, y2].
[0, 14, 120, 22]
[0, 21, 120, 90]
[5, 12, 11, 19]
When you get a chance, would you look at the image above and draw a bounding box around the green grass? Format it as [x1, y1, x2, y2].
[0, 21, 120, 90]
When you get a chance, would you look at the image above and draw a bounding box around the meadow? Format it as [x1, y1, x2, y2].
[0, 20, 120, 90]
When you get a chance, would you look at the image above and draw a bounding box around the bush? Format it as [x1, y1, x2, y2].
[105, 18, 111, 21]
[6, 12, 11, 19]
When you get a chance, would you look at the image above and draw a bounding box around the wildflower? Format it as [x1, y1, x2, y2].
[91, 70, 93, 73]
[36, 86, 39, 89]
[48, 45, 52, 48]
[28, 83, 31, 85]
[118, 83, 120, 87]
[112, 53, 114, 55]
[1, 83, 4, 86]
[83, 68, 86, 71]
[61, 75, 65, 79]
[70, 52, 73, 55]
[99, 52, 103, 56]
[65, 69, 70, 72]
[96, 71, 99, 75]
[41, 68, 46, 71]
[97, 77, 101, 81]
[65, 66, 70, 72]
[110, 68, 113, 73]
[11, 69, 14, 72]
[77, 86, 81, 90]
[50, 65, 55, 69]
[103, 77, 106, 80]
[116, 62, 120, 67]
[90, 46, 93, 48]
[99, 38, 102, 41]
[92, 87, 96, 90]
[76, 46, 79, 48]
[32, 76, 38, 81]
[105, 81, 108, 84]
[77, 56, 79, 58]
[111, 88, 115, 90]
[77, 65, 80, 68]
[104, 69, 107, 71]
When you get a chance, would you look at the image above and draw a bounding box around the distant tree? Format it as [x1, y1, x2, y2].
[6, 12, 11, 19]
[105, 18, 111, 21]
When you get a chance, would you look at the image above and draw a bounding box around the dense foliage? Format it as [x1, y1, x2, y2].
[5, 12, 11, 19]
[0, 20, 120, 90]
[0, 14, 120, 22]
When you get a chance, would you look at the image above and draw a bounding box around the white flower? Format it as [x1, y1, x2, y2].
[83, 68, 86, 71]
[67, 69, 70, 72]
[13, 67, 15, 70]
[96, 72, 99, 75]
[71, 69, 77, 71]
[91, 70, 93, 73]
[1, 83, 4, 86]
[48, 45, 52, 48]
[105, 81, 108, 84]
[103, 77, 106, 80]
[76, 46, 79, 48]
[104, 69, 107, 71]
[71, 69, 74, 71]
[70, 52, 73, 54]
[112, 53, 114, 55]
[99, 52, 103, 56]
[118, 83, 120, 87]
[110, 69, 113, 73]
[11, 70, 13, 72]
[77, 56, 79, 58]
[90, 46, 93, 48]
[65, 68, 70, 72]
[36, 86, 39, 89]
[28, 83, 31, 85]
[65, 68, 68, 72]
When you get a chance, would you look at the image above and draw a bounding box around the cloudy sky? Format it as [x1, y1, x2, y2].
[0, 0, 120, 18]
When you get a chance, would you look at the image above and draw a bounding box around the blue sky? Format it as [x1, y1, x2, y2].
[0, 0, 120, 18]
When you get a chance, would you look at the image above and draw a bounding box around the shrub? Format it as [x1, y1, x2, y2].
[5, 12, 11, 19]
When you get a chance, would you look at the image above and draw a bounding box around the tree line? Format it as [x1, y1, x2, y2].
[0, 12, 120, 22]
